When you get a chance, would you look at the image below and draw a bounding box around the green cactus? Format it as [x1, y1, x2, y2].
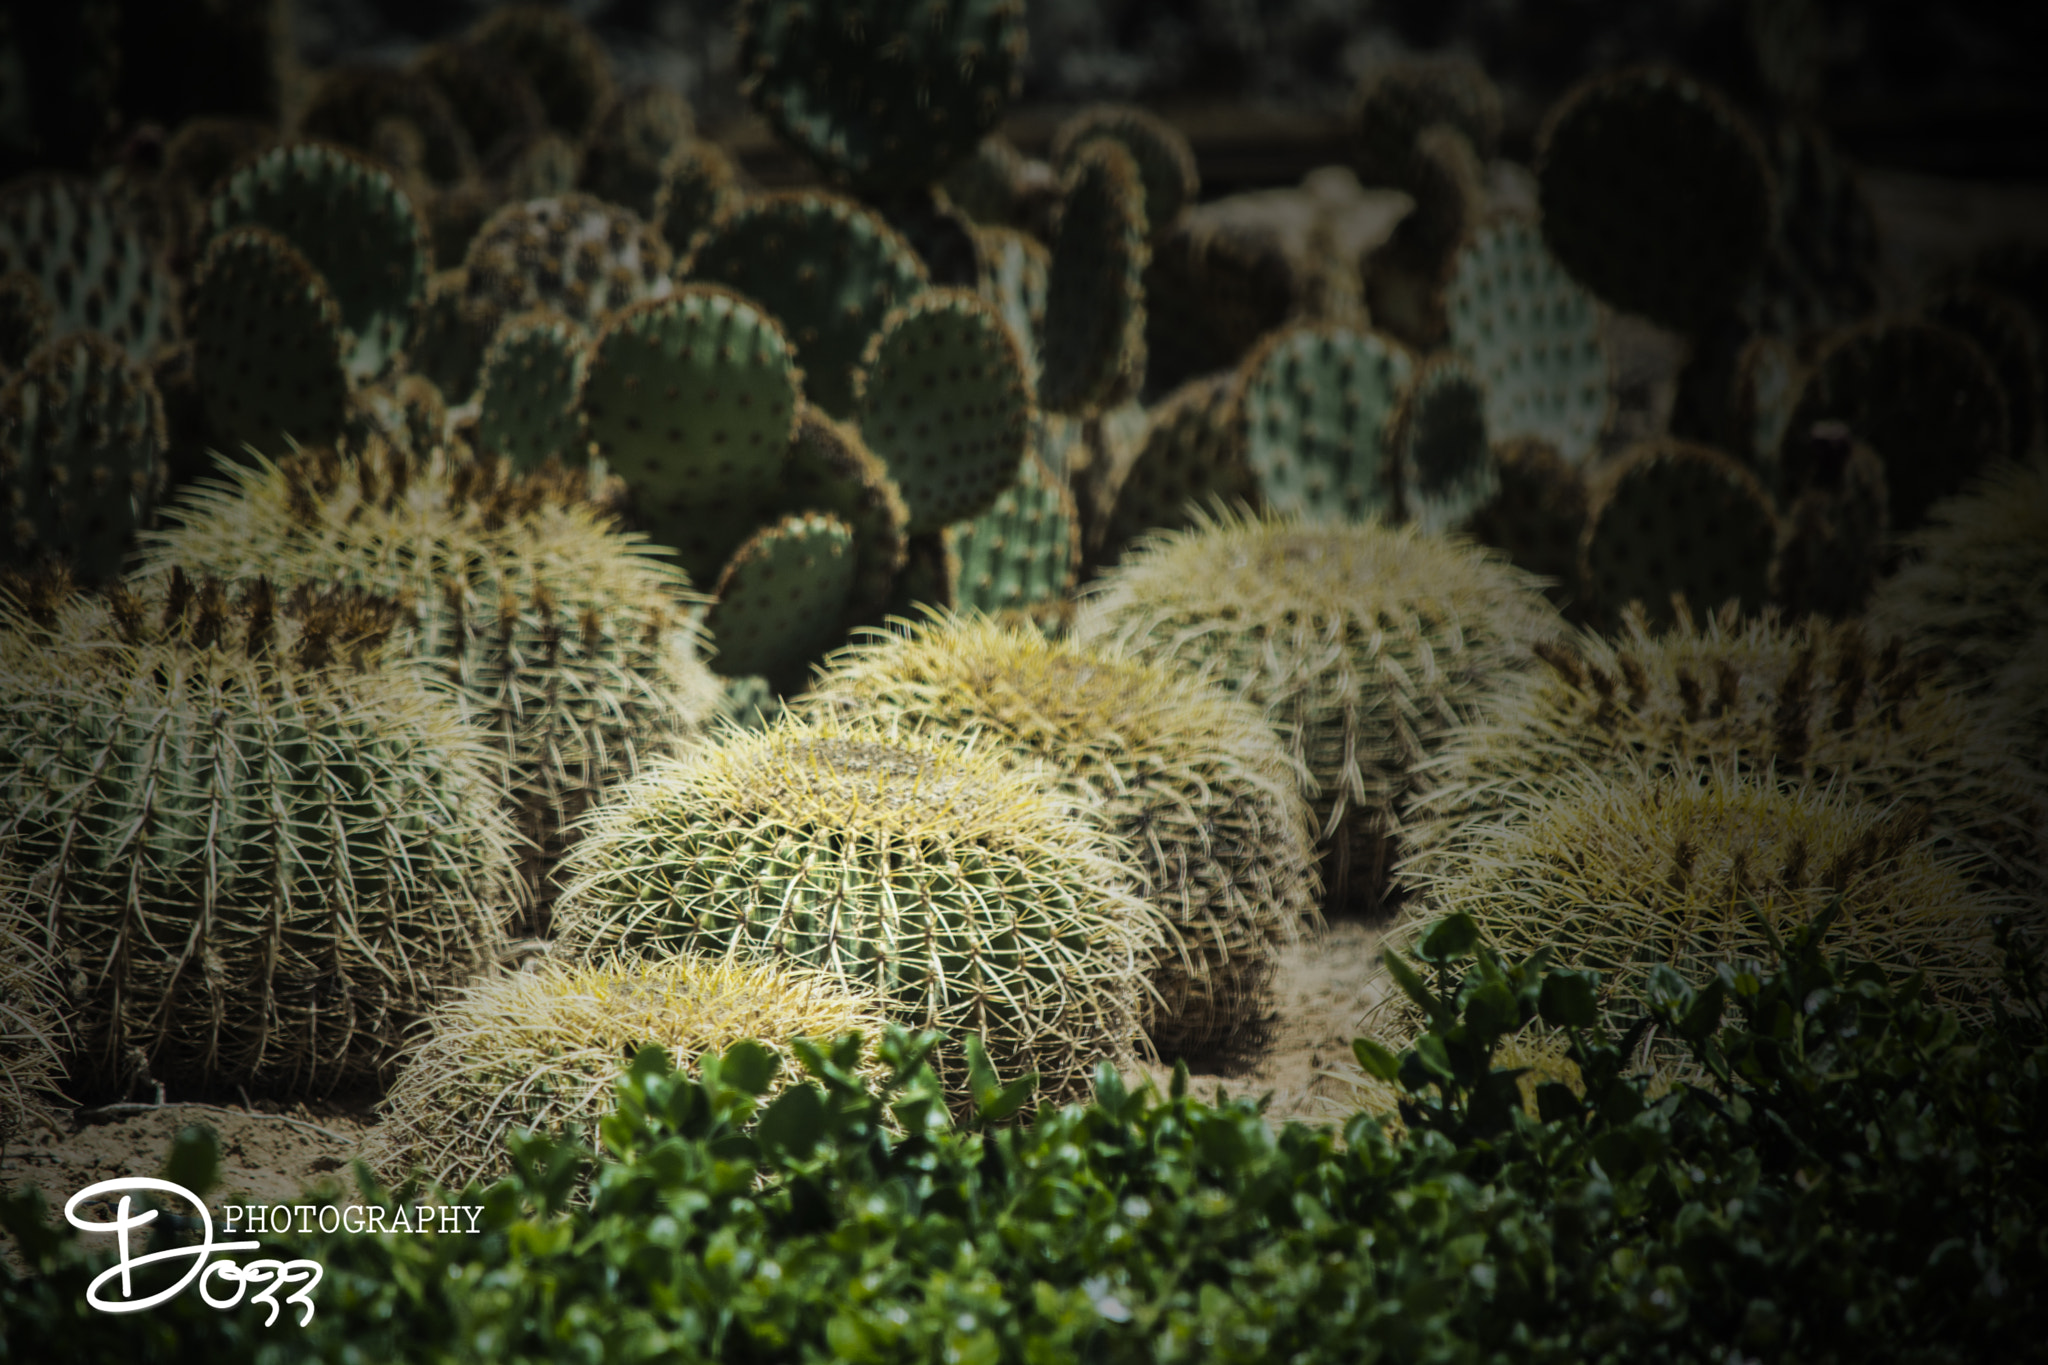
[1039, 140, 1149, 417]
[880, 531, 958, 623]
[1406, 603, 2047, 898]
[1445, 213, 1613, 467]
[507, 133, 582, 200]
[1350, 55, 1503, 189]
[1777, 431, 1888, 619]
[0, 270, 52, 368]
[1, 332, 166, 580]
[971, 223, 1049, 383]
[0, 570, 518, 1094]
[1869, 456, 2048, 686]
[653, 140, 741, 258]
[407, 266, 499, 405]
[552, 715, 1156, 1102]
[207, 142, 429, 383]
[0, 895, 68, 1143]
[1729, 331, 1804, 466]
[469, 4, 616, 140]
[580, 285, 802, 582]
[140, 443, 722, 930]
[1537, 66, 1775, 335]
[703, 510, 857, 690]
[298, 65, 477, 189]
[1743, 118, 1882, 342]
[476, 309, 590, 470]
[944, 450, 1078, 620]
[1049, 104, 1199, 238]
[853, 287, 1032, 534]
[717, 673, 787, 733]
[941, 133, 1040, 228]
[1580, 438, 1779, 627]
[1777, 318, 2010, 528]
[348, 373, 450, 460]
[1236, 322, 1412, 523]
[736, 0, 1026, 197]
[1387, 353, 1494, 533]
[0, 176, 179, 364]
[1464, 436, 1589, 598]
[1925, 286, 2043, 458]
[365, 957, 887, 1192]
[409, 40, 549, 169]
[579, 85, 696, 220]
[463, 193, 674, 330]
[781, 404, 910, 623]
[1097, 372, 1251, 565]
[187, 225, 351, 455]
[1394, 767, 2007, 1047]
[683, 190, 928, 421]
[803, 617, 1321, 1057]
[1073, 509, 1562, 912]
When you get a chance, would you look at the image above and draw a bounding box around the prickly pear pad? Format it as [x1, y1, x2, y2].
[781, 405, 910, 622]
[188, 225, 351, 455]
[1389, 353, 1495, 533]
[208, 142, 428, 381]
[0, 332, 166, 580]
[1099, 372, 1252, 561]
[553, 715, 1156, 1101]
[945, 450, 1079, 620]
[737, 0, 1026, 195]
[476, 308, 590, 470]
[1581, 439, 1778, 627]
[1049, 104, 1199, 237]
[855, 287, 1032, 534]
[583, 285, 800, 513]
[0, 176, 179, 364]
[1040, 140, 1150, 417]
[684, 191, 929, 420]
[1446, 214, 1612, 466]
[1237, 323, 1412, 523]
[464, 194, 674, 328]
[0, 270, 52, 368]
[704, 510, 857, 688]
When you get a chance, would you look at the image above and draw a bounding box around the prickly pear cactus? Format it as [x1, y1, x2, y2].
[349, 373, 449, 458]
[1925, 286, 2042, 459]
[581, 285, 802, 580]
[736, 0, 1026, 196]
[1098, 372, 1251, 564]
[476, 309, 590, 470]
[945, 451, 1079, 620]
[140, 444, 722, 931]
[1464, 436, 1589, 597]
[469, 3, 615, 139]
[187, 225, 351, 454]
[803, 617, 1320, 1056]
[366, 958, 887, 1191]
[0, 176, 179, 363]
[1730, 331, 1803, 469]
[880, 531, 958, 622]
[0, 571, 517, 1094]
[1744, 118, 1882, 342]
[1237, 323, 1412, 523]
[1049, 104, 1199, 237]
[1777, 428, 1888, 620]
[683, 191, 929, 420]
[1407, 604, 2048, 897]
[704, 511, 856, 690]
[298, 65, 476, 188]
[579, 85, 694, 219]
[971, 223, 1050, 382]
[409, 39, 548, 168]
[854, 287, 1032, 534]
[653, 140, 740, 257]
[0, 270, 52, 368]
[207, 142, 429, 382]
[1073, 509, 1563, 911]
[1388, 353, 1493, 532]
[1445, 213, 1613, 466]
[1581, 439, 1779, 627]
[1039, 140, 1149, 417]
[552, 716, 1156, 1103]
[463, 194, 673, 330]
[408, 267, 499, 405]
[1537, 67, 1775, 334]
[1, 332, 166, 580]
[781, 405, 909, 623]
[1350, 55, 1503, 188]
[1778, 319, 2010, 528]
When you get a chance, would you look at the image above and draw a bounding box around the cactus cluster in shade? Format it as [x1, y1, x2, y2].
[801, 616, 1321, 1056]
[365, 956, 888, 1192]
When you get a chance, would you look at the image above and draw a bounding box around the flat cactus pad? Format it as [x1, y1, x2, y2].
[188, 225, 350, 455]
[705, 510, 857, 688]
[1581, 438, 1778, 626]
[1236, 323, 1412, 522]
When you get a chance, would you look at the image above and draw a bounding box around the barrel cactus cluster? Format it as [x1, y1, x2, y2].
[0, 0, 2040, 1187]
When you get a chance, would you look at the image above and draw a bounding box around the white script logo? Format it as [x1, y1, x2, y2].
[65, 1178, 322, 1324]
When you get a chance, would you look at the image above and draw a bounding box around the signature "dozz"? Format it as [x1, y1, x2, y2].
[64, 1178, 323, 1325]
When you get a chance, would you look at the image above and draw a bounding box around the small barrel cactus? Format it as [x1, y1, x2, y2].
[0, 569, 518, 1095]
[365, 956, 887, 1191]
[552, 716, 1159, 1102]
[802, 617, 1321, 1058]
